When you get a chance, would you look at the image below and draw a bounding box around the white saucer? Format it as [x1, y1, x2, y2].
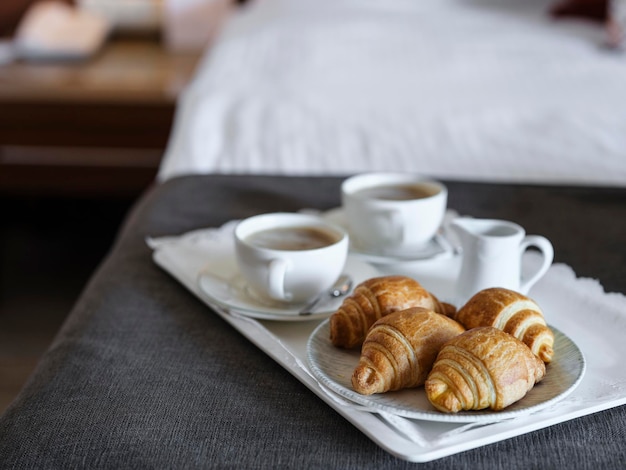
[197, 255, 381, 321]
[321, 208, 455, 264]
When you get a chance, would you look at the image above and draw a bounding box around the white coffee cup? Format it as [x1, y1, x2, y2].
[234, 212, 349, 304]
[341, 173, 447, 255]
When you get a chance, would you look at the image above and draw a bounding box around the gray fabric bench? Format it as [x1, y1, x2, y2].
[1, 175, 625, 469]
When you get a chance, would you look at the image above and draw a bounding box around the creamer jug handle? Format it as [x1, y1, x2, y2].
[518, 235, 554, 295]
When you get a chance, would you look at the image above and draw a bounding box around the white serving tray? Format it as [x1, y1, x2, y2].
[150, 227, 626, 462]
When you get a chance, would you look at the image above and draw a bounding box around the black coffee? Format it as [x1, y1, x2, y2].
[354, 184, 436, 201]
[246, 226, 339, 251]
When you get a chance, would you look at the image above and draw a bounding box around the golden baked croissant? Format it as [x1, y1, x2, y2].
[330, 275, 455, 349]
[450, 287, 554, 363]
[352, 308, 465, 395]
[425, 327, 546, 413]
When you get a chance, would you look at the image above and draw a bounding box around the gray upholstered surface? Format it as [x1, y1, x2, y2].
[1, 175, 625, 469]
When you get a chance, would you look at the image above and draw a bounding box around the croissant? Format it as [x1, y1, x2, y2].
[425, 327, 546, 413]
[352, 308, 465, 395]
[451, 288, 554, 363]
[330, 275, 455, 349]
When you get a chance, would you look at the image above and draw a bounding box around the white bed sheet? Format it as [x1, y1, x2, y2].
[158, 0, 626, 186]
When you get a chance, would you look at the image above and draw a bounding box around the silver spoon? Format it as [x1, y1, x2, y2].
[299, 274, 353, 316]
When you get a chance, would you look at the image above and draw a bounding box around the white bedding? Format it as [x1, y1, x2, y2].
[158, 0, 626, 186]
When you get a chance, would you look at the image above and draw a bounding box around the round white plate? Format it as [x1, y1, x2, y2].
[307, 320, 586, 422]
[197, 255, 381, 321]
[321, 208, 455, 263]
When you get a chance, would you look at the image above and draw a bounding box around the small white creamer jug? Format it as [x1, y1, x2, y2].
[451, 217, 554, 305]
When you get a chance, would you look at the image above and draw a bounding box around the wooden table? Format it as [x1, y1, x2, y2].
[0, 38, 201, 196]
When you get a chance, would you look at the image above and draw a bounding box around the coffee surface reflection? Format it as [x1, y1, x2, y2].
[245, 226, 340, 251]
[353, 184, 437, 201]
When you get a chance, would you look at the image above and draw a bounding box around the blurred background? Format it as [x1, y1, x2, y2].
[0, 0, 235, 413]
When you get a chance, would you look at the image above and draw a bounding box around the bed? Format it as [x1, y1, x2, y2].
[159, 0, 626, 186]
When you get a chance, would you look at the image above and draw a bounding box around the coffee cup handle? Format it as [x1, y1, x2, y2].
[518, 235, 554, 295]
[268, 258, 291, 302]
[382, 210, 404, 244]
